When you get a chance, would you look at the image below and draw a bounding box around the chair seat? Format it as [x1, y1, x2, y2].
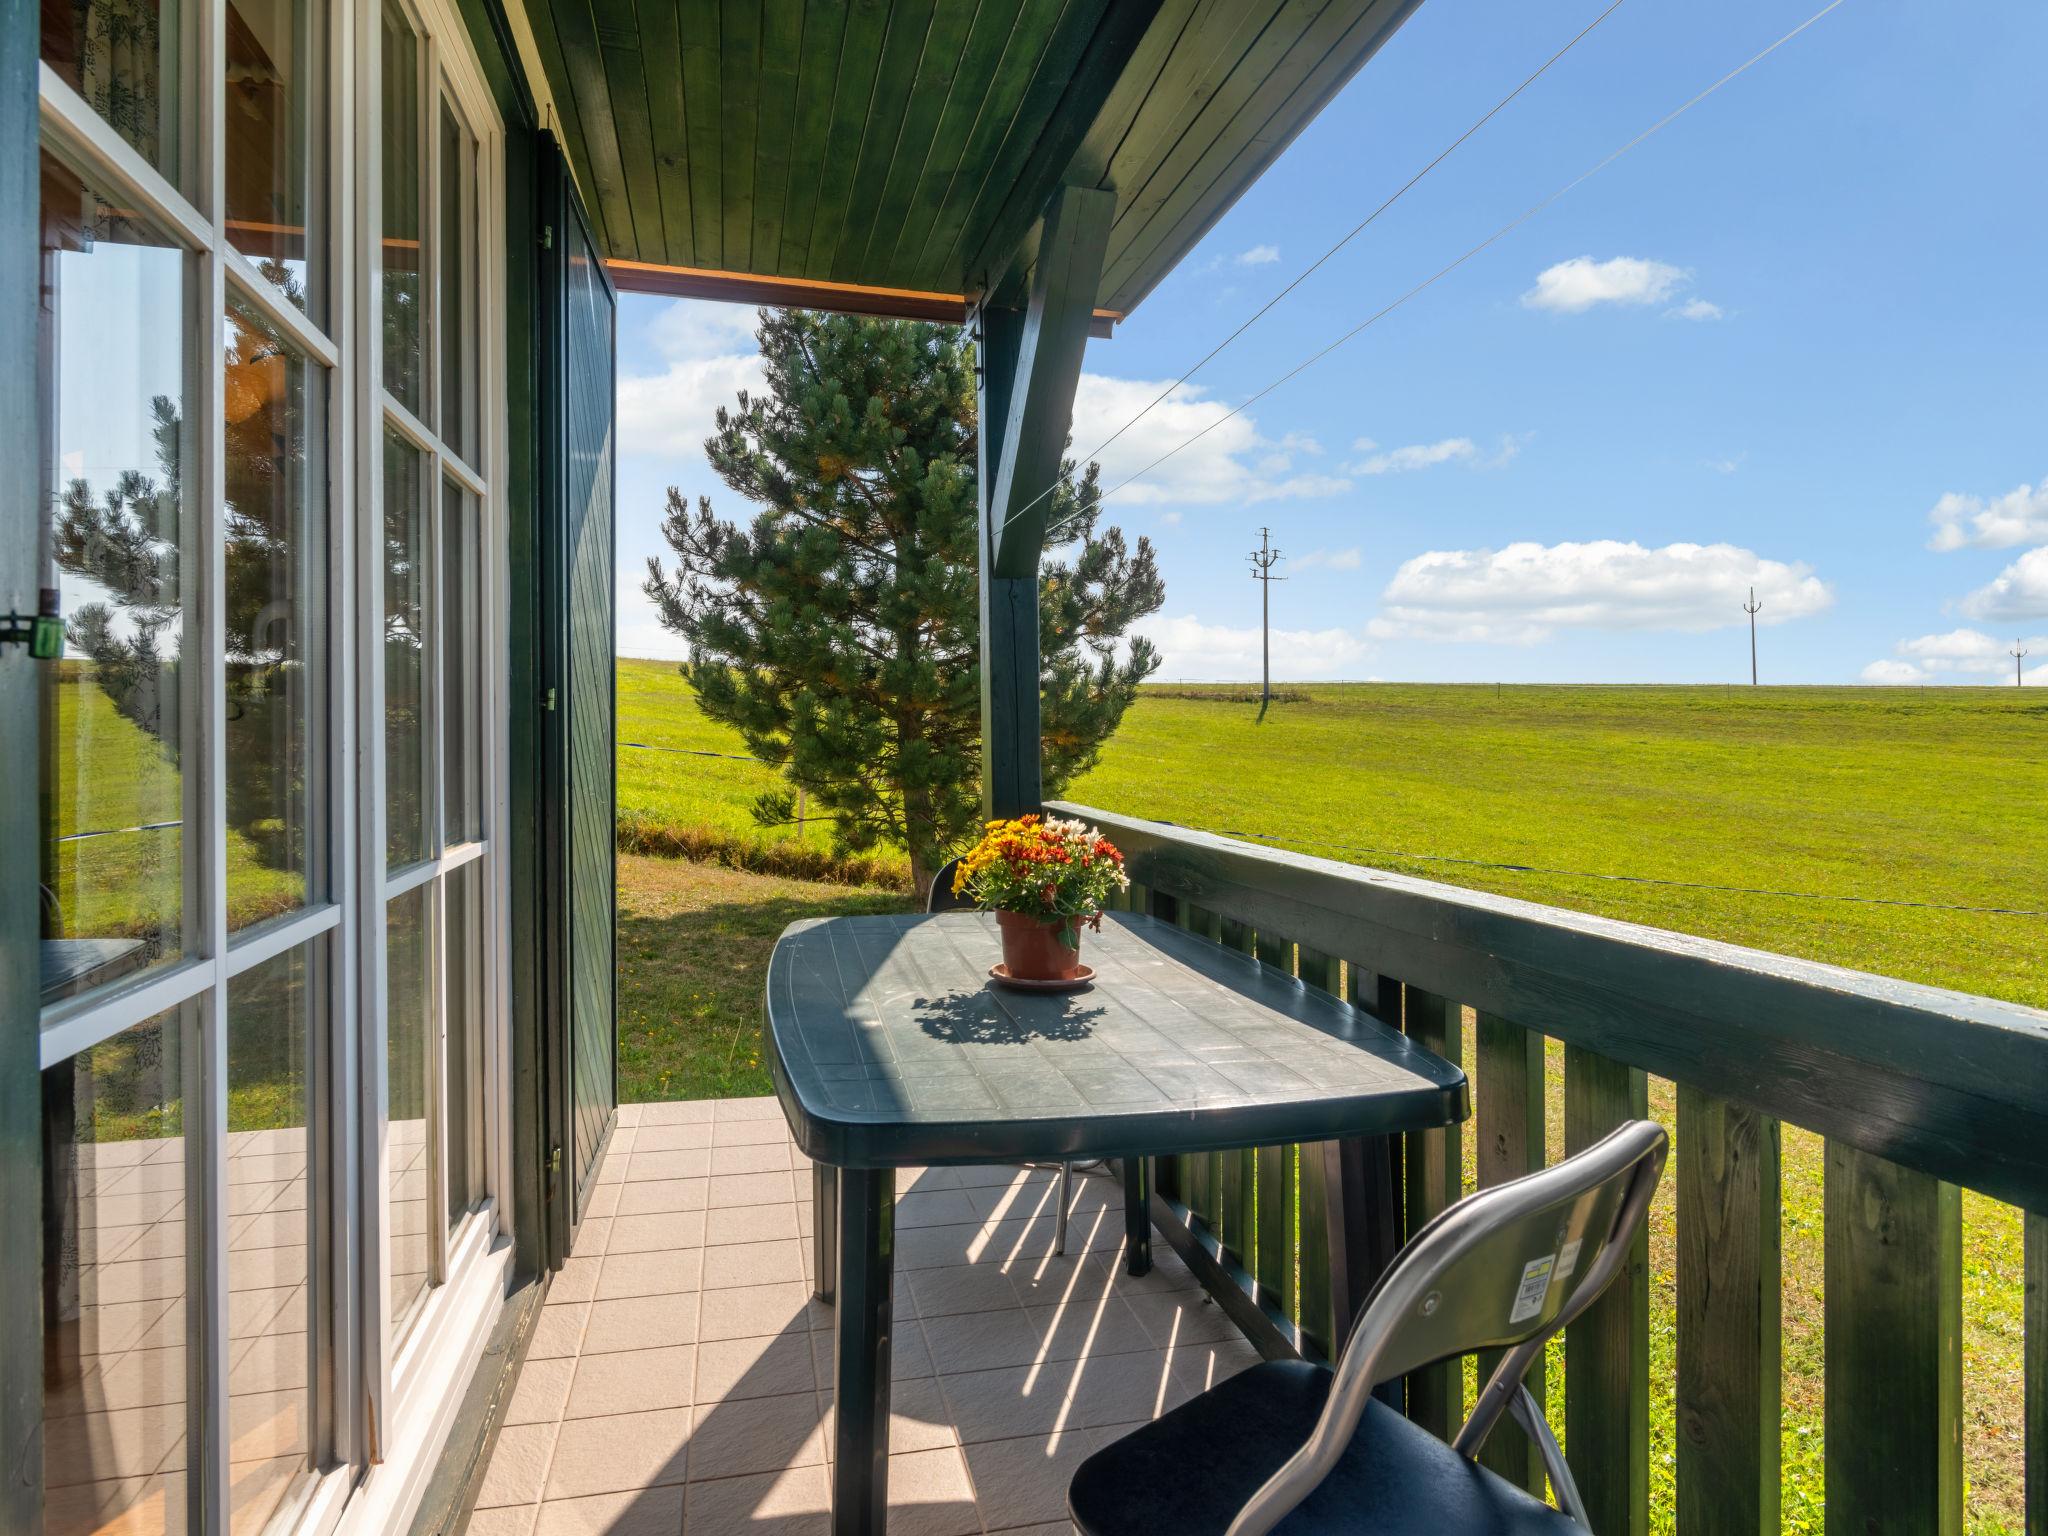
[1069, 1360, 1582, 1536]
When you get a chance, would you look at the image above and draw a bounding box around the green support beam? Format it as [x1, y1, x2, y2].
[975, 184, 1113, 819]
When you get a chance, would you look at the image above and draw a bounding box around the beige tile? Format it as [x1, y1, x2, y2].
[809, 1321, 932, 1386]
[609, 1212, 708, 1256]
[566, 1345, 697, 1419]
[1086, 1246, 1198, 1296]
[692, 1331, 817, 1404]
[616, 1180, 710, 1218]
[596, 1248, 705, 1302]
[582, 1293, 702, 1354]
[686, 1390, 825, 1480]
[1027, 1298, 1155, 1365]
[818, 1376, 957, 1456]
[1002, 1250, 1103, 1310]
[703, 1204, 799, 1247]
[631, 1122, 713, 1153]
[892, 1190, 983, 1231]
[635, 1100, 716, 1126]
[547, 1257, 604, 1306]
[581, 1183, 623, 1221]
[476, 1422, 558, 1508]
[464, 1504, 540, 1536]
[505, 1357, 577, 1426]
[709, 1142, 793, 1176]
[920, 1311, 1044, 1377]
[936, 1352, 1175, 1446]
[681, 1465, 827, 1536]
[961, 1423, 1134, 1530]
[882, 1446, 981, 1536]
[627, 1151, 712, 1184]
[528, 1303, 591, 1360]
[905, 1264, 1021, 1320]
[714, 1097, 785, 1122]
[700, 1240, 805, 1292]
[710, 1118, 791, 1148]
[567, 1218, 613, 1261]
[706, 1172, 797, 1209]
[697, 1283, 826, 1343]
[1166, 1335, 1263, 1397]
[534, 1486, 685, 1536]
[615, 1103, 646, 1128]
[953, 1164, 1056, 1191]
[543, 1409, 691, 1500]
[1122, 1290, 1242, 1348]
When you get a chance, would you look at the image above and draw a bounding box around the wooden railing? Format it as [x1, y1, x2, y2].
[1054, 801, 2048, 1536]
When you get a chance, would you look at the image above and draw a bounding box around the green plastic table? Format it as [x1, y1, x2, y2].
[764, 910, 1468, 1536]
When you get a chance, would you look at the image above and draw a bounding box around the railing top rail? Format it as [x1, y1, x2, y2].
[1051, 801, 2048, 1212]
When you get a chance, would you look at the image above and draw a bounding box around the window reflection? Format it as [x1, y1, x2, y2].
[384, 430, 426, 867]
[437, 94, 472, 457]
[441, 478, 478, 845]
[42, 1005, 192, 1536]
[38, 147, 193, 1008]
[225, 0, 320, 317]
[444, 861, 482, 1226]
[385, 887, 431, 1340]
[42, 0, 184, 189]
[380, 0, 422, 412]
[225, 295, 323, 930]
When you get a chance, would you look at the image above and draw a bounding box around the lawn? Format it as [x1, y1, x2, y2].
[615, 670, 2044, 1532]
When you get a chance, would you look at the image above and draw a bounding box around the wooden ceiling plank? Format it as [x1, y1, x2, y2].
[1104, 0, 1417, 312]
[1089, 0, 1278, 198]
[589, 0, 670, 262]
[850, 0, 980, 285]
[679, 0, 725, 266]
[803, 0, 891, 287]
[635, 0, 699, 266]
[1060, 0, 1205, 190]
[827, 0, 941, 283]
[773, 0, 850, 276]
[900, 0, 1060, 290]
[717, 0, 763, 271]
[530, 0, 636, 255]
[750, 0, 804, 275]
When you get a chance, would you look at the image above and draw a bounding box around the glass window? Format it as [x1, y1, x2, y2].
[441, 477, 479, 845]
[225, 293, 324, 930]
[383, 429, 427, 868]
[385, 887, 431, 1340]
[42, 0, 185, 190]
[437, 93, 474, 461]
[379, 0, 422, 414]
[38, 147, 195, 1010]
[443, 861, 483, 1226]
[226, 945, 316, 1530]
[225, 0, 322, 318]
[42, 1005, 192, 1535]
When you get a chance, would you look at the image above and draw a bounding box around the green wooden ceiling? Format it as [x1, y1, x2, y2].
[519, 0, 1423, 318]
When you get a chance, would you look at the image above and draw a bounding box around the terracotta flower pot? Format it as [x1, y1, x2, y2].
[996, 909, 1083, 981]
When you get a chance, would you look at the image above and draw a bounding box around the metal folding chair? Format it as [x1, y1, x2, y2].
[1068, 1118, 1668, 1535]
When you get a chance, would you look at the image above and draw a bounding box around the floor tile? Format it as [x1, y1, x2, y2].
[528, 1303, 591, 1360]
[880, 1446, 981, 1536]
[464, 1505, 540, 1536]
[691, 1331, 817, 1404]
[961, 1424, 1133, 1530]
[632, 1123, 713, 1153]
[704, 1203, 801, 1246]
[700, 1239, 805, 1292]
[616, 1180, 709, 1217]
[680, 1465, 826, 1535]
[609, 1212, 708, 1257]
[709, 1141, 794, 1176]
[686, 1391, 826, 1480]
[697, 1282, 824, 1343]
[476, 1422, 558, 1508]
[565, 1345, 697, 1419]
[626, 1151, 712, 1185]
[711, 1118, 793, 1148]
[596, 1248, 705, 1302]
[633, 1100, 716, 1126]
[582, 1294, 701, 1354]
[544, 1409, 691, 1500]
[706, 1172, 797, 1209]
[533, 1486, 684, 1536]
[504, 1357, 576, 1425]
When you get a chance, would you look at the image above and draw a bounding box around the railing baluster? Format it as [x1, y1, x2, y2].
[1475, 1012, 1548, 1496]
[1251, 929, 1296, 1317]
[1565, 1046, 1650, 1536]
[1676, 1087, 1781, 1535]
[1215, 918, 1256, 1264]
[2027, 1207, 2043, 1535]
[1402, 987, 1463, 1438]
[1823, 1142, 1963, 1536]
[1295, 947, 1339, 1352]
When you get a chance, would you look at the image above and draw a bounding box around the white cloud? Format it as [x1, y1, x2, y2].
[1670, 297, 1724, 322]
[1522, 256, 1689, 314]
[1348, 436, 1475, 475]
[1368, 539, 1833, 644]
[1137, 613, 1371, 682]
[618, 299, 767, 460]
[1861, 627, 2047, 683]
[1706, 453, 1746, 474]
[1072, 374, 1351, 507]
[1960, 546, 2048, 621]
[1927, 477, 2048, 551]
[1294, 547, 1363, 572]
[1235, 244, 1281, 266]
[1157, 510, 1183, 528]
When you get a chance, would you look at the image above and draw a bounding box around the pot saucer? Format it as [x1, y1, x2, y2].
[988, 963, 1096, 993]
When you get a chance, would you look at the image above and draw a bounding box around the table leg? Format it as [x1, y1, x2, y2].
[1123, 1156, 1151, 1276]
[832, 1167, 894, 1536]
[814, 1161, 839, 1303]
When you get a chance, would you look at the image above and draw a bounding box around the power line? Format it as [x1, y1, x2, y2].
[1038, 0, 1852, 547]
[995, 0, 1637, 542]
[619, 739, 766, 764]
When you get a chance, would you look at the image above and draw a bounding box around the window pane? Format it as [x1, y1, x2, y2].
[225, 0, 322, 319]
[444, 860, 483, 1225]
[383, 429, 426, 868]
[226, 294, 324, 929]
[379, 0, 422, 413]
[385, 887, 430, 1340]
[440, 477, 479, 844]
[43, 0, 184, 190]
[38, 148, 194, 1009]
[42, 1005, 192, 1534]
[226, 945, 316, 1531]
[437, 94, 474, 460]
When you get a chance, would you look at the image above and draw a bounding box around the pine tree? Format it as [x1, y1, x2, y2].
[643, 309, 1163, 895]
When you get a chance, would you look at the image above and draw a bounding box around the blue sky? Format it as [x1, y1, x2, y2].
[615, 0, 2048, 684]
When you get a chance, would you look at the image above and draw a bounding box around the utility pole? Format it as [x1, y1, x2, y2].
[1248, 527, 1285, 719]
[2015, 641, 2030, 687]
[1743, 587, 1763, 685]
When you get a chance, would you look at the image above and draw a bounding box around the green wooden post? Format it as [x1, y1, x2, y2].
[975, 184, 1113, 819]
[1403, 988, 1463, 1437]
[1295, 948, 1339, 1348]
[1475, 1013, 1547, 1496]
[2026, 1208, 2043, 1535]
[1215, 918, 1255, 1260]
[1676, 1087, 1781, 1535]
[1824, 1142, 1963, 1536]
[1565, 1046, 1650, 1536]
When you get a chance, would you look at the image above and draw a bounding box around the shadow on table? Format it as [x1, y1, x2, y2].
[912, 988, 1108, 1046]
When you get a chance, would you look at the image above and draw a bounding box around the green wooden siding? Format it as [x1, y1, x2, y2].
[520, 0, 1421, 315]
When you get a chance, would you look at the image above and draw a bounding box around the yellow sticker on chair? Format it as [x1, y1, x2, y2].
[1511, 1254, 1557, 1324]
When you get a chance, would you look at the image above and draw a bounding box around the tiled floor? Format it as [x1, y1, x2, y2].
[469, 1097, 1260, 1535]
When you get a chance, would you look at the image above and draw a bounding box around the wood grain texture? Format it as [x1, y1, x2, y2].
[1824, 1142, 1963, 1536]
[1475, 1013, 1547, 1496]
[1401, 987, 1462, 1439]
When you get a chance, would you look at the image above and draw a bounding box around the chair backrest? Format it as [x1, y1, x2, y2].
[1225, 1119, 1668, 1536]
[926, 855, 967, 913]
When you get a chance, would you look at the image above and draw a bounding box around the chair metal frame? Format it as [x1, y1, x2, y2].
[1224, 1119, 1668, 1536]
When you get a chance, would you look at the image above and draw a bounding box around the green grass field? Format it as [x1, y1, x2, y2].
[615, 663, 2044, 1531]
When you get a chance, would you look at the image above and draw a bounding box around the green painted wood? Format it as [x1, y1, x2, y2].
[1475, 1012, 1547, 1497]
[803, 0, 891, 291]
[771, 0, 849, 276]
[635, 0, 698, 266]
[1298, 1135, 1334, 1353]
[1824, 1143, 1963, 1536]
[717, 0, 763, 272]
[595, 11, 669, 264]
[524, 0, 615, 253]
[846, 0, 976, 282]
[1676, 1086, 1781, 1536]
[748, 0, 803, 275]
[827, 0, 941, 282]
[1053, 802, 2048, 1215]
[2027, 1208, 2043, 1535]
[544, 0, 640, 255]
[1565, 1047, 1649, 1536]
[1402, 987, 1462, 1438]
[678, 0, 725, 266]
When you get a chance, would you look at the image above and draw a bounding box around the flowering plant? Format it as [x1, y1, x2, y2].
[951, 814, 1129, 942]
